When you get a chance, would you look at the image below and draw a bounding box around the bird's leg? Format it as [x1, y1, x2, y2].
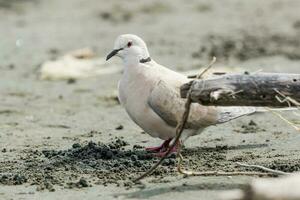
[145, 138, 172, 153]
[154, 139, 180, 157]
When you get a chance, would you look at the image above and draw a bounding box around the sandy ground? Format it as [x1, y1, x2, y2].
[0, 0, 300, 199]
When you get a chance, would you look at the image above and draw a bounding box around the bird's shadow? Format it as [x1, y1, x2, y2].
[199, 143, 268, 151]
[116, 182, 247, 199]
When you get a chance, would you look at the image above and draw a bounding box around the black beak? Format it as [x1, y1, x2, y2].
[106, 48, 123, 61]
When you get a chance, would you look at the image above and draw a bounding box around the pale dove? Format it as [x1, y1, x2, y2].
[106, 34, 256, 155]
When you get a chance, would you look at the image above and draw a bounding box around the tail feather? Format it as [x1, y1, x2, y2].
[217, 107, 297, 123]
[255, 107, 297, 112]
[217, 107, 257, 123]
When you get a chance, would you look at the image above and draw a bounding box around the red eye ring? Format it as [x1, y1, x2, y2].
[127, 41, 132, 47]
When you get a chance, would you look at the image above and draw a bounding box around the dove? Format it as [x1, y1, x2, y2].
[106, 34, 257, 156]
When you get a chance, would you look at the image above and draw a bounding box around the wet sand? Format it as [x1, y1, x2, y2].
[0, 0, 300, 199]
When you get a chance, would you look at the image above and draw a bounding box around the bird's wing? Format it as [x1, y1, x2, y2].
[147, 64, 259, 129]
[148, 80, 219, 129]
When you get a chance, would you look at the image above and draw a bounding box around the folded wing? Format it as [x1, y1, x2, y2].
[148, 80, 259, 129]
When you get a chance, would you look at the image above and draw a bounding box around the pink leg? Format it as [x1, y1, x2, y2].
[145, 139, 172, 153]
[154, 144, 178, 157]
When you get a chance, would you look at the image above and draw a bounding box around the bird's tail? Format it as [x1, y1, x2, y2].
[217, 107, 296, 123]
[254, 107, 297, 112]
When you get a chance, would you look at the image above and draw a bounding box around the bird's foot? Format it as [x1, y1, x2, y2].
[145, 138, 172, 153]
[153, 145, 178, 157]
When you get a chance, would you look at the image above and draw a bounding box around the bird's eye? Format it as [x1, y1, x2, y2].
[127, 41, 132, 48]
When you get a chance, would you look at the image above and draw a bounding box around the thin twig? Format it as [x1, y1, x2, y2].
[274, 88, 300, 107]
[236, 162, 290, 175]
[133, 57, 216, 182]
[177, 153, 270, 176]
[266, 107, 300, 131]
[133, 94, 193, 182]
[265, 89, 300, 131]
[251, 69, 263, 75]
[229, 89, 244, 99]
[196, 57, 216, 79]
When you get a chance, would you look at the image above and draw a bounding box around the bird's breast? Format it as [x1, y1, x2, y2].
[117, 73, 176, 139]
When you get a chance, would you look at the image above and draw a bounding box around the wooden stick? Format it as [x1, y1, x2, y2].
[180, 73, 300, 107]
[236, 162, 290, 175]
[177, 153, 272, 177]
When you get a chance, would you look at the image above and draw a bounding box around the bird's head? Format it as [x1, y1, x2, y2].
[106, 34, 150, 63]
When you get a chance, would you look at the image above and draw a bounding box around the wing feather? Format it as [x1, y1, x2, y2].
[148, 80, 219, 129]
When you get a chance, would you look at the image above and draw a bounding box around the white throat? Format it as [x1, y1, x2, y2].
[122, 51, 151, 69]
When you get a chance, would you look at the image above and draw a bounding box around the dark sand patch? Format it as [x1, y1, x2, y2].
[192, 32, 300, 62]
[1, 137, 298, 192]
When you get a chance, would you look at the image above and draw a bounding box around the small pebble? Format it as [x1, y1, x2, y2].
[67, 78, 76, 84]
[248, 120, 257, 126]
[72, 143, 81, 148]
[115, 125, 124, 130]
[78, 178, 88, 187]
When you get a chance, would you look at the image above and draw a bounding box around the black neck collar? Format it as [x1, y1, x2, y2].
[139, 57, 151, 63]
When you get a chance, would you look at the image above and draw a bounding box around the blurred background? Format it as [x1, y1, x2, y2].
[3, 0, 300, 72]
[1, 0, 300, 199]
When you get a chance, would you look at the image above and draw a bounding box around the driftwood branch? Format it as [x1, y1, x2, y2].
[180, 73, 300, 107]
